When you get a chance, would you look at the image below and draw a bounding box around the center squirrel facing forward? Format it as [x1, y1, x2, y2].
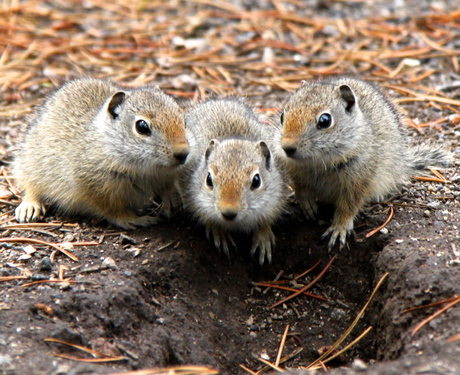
[180, 98, 289, 265]
[277, 76, 451, 249]
[14, 78, 190, 229]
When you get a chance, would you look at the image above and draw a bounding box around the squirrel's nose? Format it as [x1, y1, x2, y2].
[173, 144, 190, 164]
[282, 145, 297, 157]
[221, 209, 238, 221]
[281, 137, 297, 157]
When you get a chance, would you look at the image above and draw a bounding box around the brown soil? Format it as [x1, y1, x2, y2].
[1, 1, 460, 375]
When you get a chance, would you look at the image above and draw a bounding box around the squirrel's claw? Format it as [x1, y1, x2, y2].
[250, 227, 275, 265]
[322, 225, 349, 250]
[299, 197, 318, 221]
[206, 225, 235, 259]
[15, 198, 46, 223]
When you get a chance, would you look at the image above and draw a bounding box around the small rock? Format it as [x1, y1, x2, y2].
[423, 210, 431, 217]
[39, 257, 53, 272]
[120, 233, 136, 245]
[102, 257, 118, 269]
[352, 358, 368, 371]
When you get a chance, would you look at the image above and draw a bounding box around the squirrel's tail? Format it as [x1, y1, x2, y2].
[408, 143, 452, 171]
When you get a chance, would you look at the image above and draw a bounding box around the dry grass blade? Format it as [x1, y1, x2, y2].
[414, 176, 448, 183]
[110, 366, 219, 375]
[0, 275, 28, 282]
[403, 295, 460, 313]
[54, 353, 126, 362]
[256, 283, 326, 301]
[256, 358, 284, 372]
[366, 206, 394, 238]
[429, 169, 448, 183]
[321, 326, 373, 365]
[0, 237, 78, 261]
[22, 279, 76, 288]
[239, 365, 257, 375]
[241, 347, 304, 375]
[271, 255, 336, 308]
[447, 333, 460, 343]
[275, 324, 289, 367]
[307, 272, 389, 369]
[295, 259, 321, 279]
[0, 222, 79, 229]
[411, 296, 460, 336]
[45, 337, 125, 359]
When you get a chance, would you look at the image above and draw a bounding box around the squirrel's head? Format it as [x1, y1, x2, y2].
[194, 139, 284, 230]
[100, 87, 189, 171]
[280, 81, 364, 164]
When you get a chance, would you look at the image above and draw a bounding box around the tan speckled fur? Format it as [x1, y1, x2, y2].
[276, 76, 451, 248]
[181, 98, 289, 264]
[14, 78, 189, 229]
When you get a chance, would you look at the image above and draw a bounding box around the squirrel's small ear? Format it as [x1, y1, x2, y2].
[339, 85, 355, 113]
[205, 139, 220, 162]
[258, 141, 271, 171]
[107, 91, 126, 119]
[300, 80, 307, 87]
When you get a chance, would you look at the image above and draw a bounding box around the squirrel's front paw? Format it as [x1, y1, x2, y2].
[321, 219, 353, 250]
[205, 225, 235, 258]
[15, 197, 46, 223]
[250, 226, 275, 265]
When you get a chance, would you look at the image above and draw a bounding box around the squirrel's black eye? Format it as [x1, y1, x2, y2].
[317, 113, 333, 129]
[280, 112, 284, 125]
[251, 174, 261, 190]
[135, 119, 151, 136]
[206, 172, 213, 188]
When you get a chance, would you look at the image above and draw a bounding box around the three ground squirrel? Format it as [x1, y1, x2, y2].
[181, 98, 288, 264]
[278, 76, 451, 248]
[15, 78, 190, 229]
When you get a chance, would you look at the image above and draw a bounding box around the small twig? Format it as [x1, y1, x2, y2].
[366, 206, 394, 238]
[295, 259, 321, 279]
[403, 295, 459, 313]
[256, 283, 326, 301]
[447, 333, 460, 343]
[275, 325, 290, 367]
[53, 354, 126, 362]
[0, 275, 28, 282]
[0, 166, 20, 197]
[156, 241, 176, 252]
[0, 237, 79, 261]
[411, 296, 460, 336]
[22, 279, 76, 288]
[322, 326, 373, 364]
[256, 358, 284, 372]
[307, 272, 389, 369]
[271, 255, 336, 308]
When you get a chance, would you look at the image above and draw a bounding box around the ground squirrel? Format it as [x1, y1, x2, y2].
[278, 76, 451, 249]
[14, 78, 190, 229]
[181, 98, 288, 264]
